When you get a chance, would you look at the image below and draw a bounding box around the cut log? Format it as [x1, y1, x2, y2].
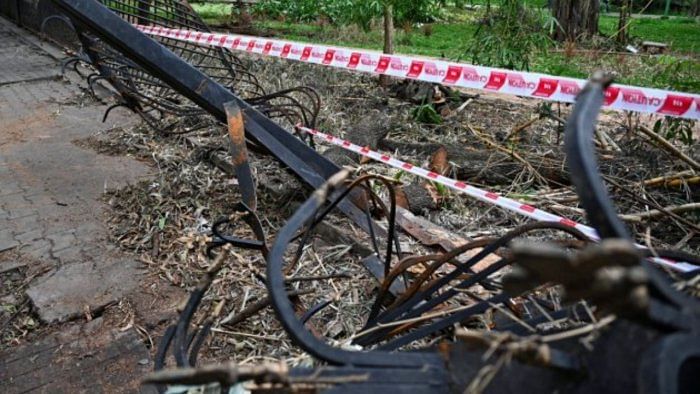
[380, 139, 570, 185]
[402, 182, 436, 214]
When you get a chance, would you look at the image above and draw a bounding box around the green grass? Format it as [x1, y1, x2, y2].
[600, 15, 700, 54]
[192, 3, 233, 21]
[192, 4, 700, 92]
[251, 19, 478, 59]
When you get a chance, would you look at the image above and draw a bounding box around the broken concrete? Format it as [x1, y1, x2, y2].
[26, 259, 141, 323]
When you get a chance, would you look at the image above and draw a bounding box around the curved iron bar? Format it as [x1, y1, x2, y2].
[564, 76, 700, 319]
[154, 204, 270, 378]
[266, 170, 444, 367]
[285, 174, 402, 277]
[300, 299, 334, 325]
[354, 222, 592, 347]
[207, 202, 268, 259]
[62, 0, 320, 137]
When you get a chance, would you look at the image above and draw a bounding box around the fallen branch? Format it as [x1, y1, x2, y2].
[637, 125, 700, 171]
[604, 176, 700, 233]
[503, 116, 540, 142]
[643, 170, 699, 188]
[619, 203, 700, 223]
[219, 288, 314, 327]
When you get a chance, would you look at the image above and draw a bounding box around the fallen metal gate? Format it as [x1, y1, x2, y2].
[46, 1, 700, 393]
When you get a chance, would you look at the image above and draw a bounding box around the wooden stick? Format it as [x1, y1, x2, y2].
[467, 124, 548, 185]
[503, 116, 539, 142]
[219, 288, 314, 327]
[620, 203, 700, 223]
[637, 125, 700, 171]
[604, 176, 700, 233]
[643, 170, 699, 188]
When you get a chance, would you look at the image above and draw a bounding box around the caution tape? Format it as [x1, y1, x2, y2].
[135, 24, 700, 120]
[295, 124, 698, 273]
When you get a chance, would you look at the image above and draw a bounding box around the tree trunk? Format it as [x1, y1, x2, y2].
[617, 0, 631, 44]
[379, 3, 394, 87]
[551, 0, 600, 42]
[232, 0, 252, 27]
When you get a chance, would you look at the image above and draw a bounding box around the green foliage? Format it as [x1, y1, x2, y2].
[466, 0, 551, 70]
[433, 181, 449, 197]
[653, 117, 696, 146]
[648, 55, 700, 93]
[192, 3, 700, 93]
[252, 0, 445, 30]
[411, 103, 442, 124]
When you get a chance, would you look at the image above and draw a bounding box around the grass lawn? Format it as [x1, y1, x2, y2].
[599, 15, 700, 54]
[192, 4, 700, 93]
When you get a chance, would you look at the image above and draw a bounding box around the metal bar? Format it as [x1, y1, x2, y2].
[50, 0, 372, 233]
[265, 170, 445, 368]
[224, 100, 257, 211]
[14, 0, 22, 26]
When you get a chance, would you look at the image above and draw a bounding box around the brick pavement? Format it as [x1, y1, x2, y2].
[0, 16, 162, 393]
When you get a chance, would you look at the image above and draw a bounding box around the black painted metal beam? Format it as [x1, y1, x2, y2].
[50, 0, 372, 232]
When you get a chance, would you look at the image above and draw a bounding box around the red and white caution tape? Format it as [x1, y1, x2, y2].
[135, 24, 700, 120]
[295, 124, 698, 272]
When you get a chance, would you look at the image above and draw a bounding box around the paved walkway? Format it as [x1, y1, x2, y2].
[0, 17, 165, 393]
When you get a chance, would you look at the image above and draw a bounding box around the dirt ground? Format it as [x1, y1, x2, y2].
[78, 50, 699, 367]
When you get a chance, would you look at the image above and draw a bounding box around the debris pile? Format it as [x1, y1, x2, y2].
[46, 0, 700, 392]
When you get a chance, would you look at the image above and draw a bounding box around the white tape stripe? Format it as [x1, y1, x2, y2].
[296, 125, 698, 272]
[135, 24, 700, 120]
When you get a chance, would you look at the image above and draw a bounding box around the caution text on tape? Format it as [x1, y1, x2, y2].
[136, 24, 700, 120]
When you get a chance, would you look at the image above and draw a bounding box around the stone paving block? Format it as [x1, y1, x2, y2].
[13, 228, 43, 244]
[53, 246, 83, 264]
[47, 229, 77, 252]
[0, 229, 19, 252]
[0, 192, 29, 209]
[26, 259, 141, 323]
[0, 19, 154, 391]
[0, 181, 23, 197]
[5, 213, 40, 233]
[23, 239, 53, 261]
[7, 207, 36, 220]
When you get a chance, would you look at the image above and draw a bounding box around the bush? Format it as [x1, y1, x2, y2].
[466, 0, 551, 70]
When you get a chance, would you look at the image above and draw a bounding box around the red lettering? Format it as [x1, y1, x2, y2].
[323, 49, 336, 65]
[603, 86, 620, 106]
[245, 40, 256, 52]
[263, 41, 273, 54]
[443, 66, 462, 84]
[485, 72, 507, 90]
[375, 56, 391, 73]
[533, 78, 559, 98]
[657, 95, 694, 116]
[348, 52, 361, 68]
[300, 46, 313, 61]
[280, 44, 292, 57]
[407, 61, 425, 78]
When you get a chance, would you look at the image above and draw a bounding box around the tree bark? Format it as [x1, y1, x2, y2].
[617, 0, 631, 44]
[551, 0, 600, 42]
[379, 3, 394, 87]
